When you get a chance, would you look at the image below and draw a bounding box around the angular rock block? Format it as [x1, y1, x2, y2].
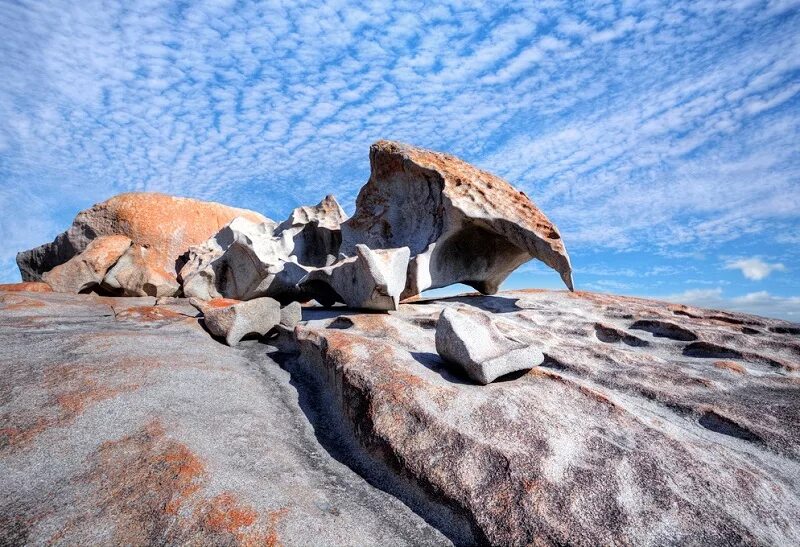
[435, 307, 544, 384]
[279, 301, 302, 328]
[193, 297, 281, 346]
[299, 245, 410, 311]
[42, 235, 131, 293]
[180, 195, 347, 302]
[340, 140, 573, 298]
[17, 192, 268, 293]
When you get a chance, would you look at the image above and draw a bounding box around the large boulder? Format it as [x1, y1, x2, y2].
[435, 307, 544, 384]
[340, 140, 573, 298]
[180, 195, 348, 302]
[16, 192, 269, 294]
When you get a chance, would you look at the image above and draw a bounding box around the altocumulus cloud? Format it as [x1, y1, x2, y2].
[725, 257, 787, 281]
[0, 0, 798, 319]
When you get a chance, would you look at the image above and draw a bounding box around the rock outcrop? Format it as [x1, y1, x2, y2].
[435, 307, 544, 383]
[17, 192, 268, 295]
[2, 286, 799, 545]
[340, 140, 573, 298]
[179, 196, 347, 302]
[299, 245, 410, 310]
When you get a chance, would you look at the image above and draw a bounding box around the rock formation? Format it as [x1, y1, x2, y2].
[435, 307, 544, 383]
[340, 140, 573, 298]
[3, 286, 798, 545]
[17, 192, 268, 294]
[41, 235, 132, 293]
[179, 195, 347, 303]
[299, 245, 410, 310]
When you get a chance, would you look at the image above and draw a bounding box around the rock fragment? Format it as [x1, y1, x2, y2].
[341, 140, 573, 298]
[42, 235, 131, 293]
[299, 245, 410, 310]
[435, 307, 543, 384]
[179, 195, 347, 302]
[193, 296, 281, 346]
[280, 301, 302, 328]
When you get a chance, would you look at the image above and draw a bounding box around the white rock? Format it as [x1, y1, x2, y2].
[340, 141, 574, 299]
[194, 297, 281, 346]
[299, 245, 410, 311]
[435, 307, 544, 384]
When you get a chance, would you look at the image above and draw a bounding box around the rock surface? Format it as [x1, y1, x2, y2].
[17, 192, 268, 292]
[2, 287, 798, 545]
[0, 288, 448, 546]
[340, 140, 573, 298]
[180, 195, 347, 302]
[435, 307, 544, 384]
[299, 245, 411, 310]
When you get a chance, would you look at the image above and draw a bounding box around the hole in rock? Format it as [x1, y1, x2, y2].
[683, 342, 743, 360]
[769, 326, 800, 335]
[594, 324, 649, 347]
[629, 320, 698, 341]
[327, 317, 354, 330]
[698, 411, 762, 443]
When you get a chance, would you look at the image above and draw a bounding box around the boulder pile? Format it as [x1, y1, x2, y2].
[18, 141, 572, 310]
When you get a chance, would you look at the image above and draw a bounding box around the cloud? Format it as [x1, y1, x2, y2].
[724, 258, 787, 280]
[660, 287, 800, 320]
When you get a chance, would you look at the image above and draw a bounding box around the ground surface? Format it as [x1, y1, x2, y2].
[1, 288, 799, 545]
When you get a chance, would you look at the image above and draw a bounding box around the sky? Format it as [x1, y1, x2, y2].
[0, 0, 798, 320]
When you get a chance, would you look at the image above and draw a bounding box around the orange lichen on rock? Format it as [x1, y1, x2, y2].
[206, 298, 242, 309]
[714, 361, 747, 374]
[0, 282, 53, 292]
[115, 305, 185, 323]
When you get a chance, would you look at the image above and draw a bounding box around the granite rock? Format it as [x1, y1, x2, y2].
[341, 141, 573, 298]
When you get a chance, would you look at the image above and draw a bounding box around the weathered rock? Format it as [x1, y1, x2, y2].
[0, 282, 52, 292]
[280, 301, 302, 328]
[294, 289, 800, 545]
[17, 192, 268, 291]
[340, 140, 573, 298]
[193, 296, 281, 346]
[42, 235, 132, 293]
[0, 289, 447, 546]
[180, 196, 347, 302]
[435, 307, 543, 384]
[102, 244, 180, 297]
[299, 245, 410, 310]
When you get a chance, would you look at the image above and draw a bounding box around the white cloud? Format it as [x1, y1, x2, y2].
[725, 258, 787, 280]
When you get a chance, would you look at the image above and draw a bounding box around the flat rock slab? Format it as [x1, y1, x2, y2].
[0, 290, 447, 546]
[3, 288, 799, 546]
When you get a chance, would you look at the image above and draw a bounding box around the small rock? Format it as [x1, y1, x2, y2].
[199, 297, 281, 346]
[42, 235, 132, 293]
[435, 307, 543, 384]
[299, 245, 410, 310]
[280, 301, 302, 327]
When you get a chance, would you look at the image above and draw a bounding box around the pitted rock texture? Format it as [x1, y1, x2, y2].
[0, 288, 448, 546]
[16, 192, 268, 290]
[295, 290, 800, 545]
[340, 140, 573, 298]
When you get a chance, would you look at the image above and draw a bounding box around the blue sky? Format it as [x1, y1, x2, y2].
[1, 0, 798, 319]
